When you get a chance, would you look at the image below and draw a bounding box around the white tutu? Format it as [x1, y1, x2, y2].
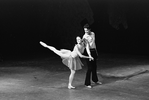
[62, 56, 83, 70]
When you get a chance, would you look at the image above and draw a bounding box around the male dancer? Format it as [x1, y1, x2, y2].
[83, 24, 102, 88]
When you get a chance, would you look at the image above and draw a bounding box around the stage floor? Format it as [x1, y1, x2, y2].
[0, 54, 149, 100]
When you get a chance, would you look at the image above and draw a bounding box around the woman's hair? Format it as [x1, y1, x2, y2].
[76, 36, 81, 40]
[81, 38, 87, 47]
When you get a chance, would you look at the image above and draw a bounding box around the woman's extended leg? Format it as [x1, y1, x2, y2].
[46, 46, 71, 58]
[40, 41, 71, 58]
[68, 69, 76, 89]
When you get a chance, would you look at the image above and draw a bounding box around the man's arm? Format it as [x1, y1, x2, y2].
[83, 34, 93, 60]
[92, 32, 98, 56]
[85, 41, 94, 61]
[86, 42, 91, 57]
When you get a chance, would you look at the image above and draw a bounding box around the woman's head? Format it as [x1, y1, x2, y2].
[76, 36, 87, 47]
[76, 36, 82, 44]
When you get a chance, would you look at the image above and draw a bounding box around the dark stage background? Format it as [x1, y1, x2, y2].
[0, 0, 149, 60]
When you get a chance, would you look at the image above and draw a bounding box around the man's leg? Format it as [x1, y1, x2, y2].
[91, 50, 99, 83]
[92, 59, 98, 83]
[85, 60, 92, 86]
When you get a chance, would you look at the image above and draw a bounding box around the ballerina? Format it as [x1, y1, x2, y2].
[40, 36, 93, 89]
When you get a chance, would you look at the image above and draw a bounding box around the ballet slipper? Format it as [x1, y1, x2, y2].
[68, 85, 75, 89]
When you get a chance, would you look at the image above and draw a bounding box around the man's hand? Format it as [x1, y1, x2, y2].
[89, 56, 94, 61]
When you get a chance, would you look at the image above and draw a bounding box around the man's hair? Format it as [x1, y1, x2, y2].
[83, 24, 90, 29]
[81, 38, 87, 47]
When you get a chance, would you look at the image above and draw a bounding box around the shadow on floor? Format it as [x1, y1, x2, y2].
[100, 69, 149, 85]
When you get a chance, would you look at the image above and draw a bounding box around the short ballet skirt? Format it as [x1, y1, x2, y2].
[61, 56, 83, 70]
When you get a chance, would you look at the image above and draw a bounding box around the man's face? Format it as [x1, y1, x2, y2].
[84, 28, 91, 35]
[84, 28, 89, 33]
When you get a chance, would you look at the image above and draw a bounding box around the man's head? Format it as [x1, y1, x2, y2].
[84, 28, 91, 35]
[83, 24, 89, 29]
[84, 24, 91, 35]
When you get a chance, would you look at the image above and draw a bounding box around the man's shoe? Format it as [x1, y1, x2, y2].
[86, 85, 92, 88]
[95, 82, 102, 85]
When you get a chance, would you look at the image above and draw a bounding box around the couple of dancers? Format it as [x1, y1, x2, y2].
[40, 25, 102, 89]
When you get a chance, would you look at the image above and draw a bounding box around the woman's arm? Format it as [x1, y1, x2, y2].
[82, 38, 93, 59]
[75, 45, 93, 60]
[81, 55, 94, 59]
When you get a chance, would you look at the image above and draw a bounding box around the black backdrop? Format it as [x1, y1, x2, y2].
[0, 0, 149, 60]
